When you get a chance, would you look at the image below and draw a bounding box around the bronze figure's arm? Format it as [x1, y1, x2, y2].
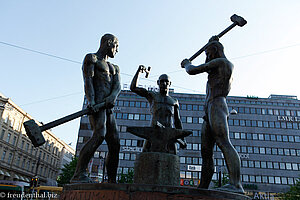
[130, 65, 152, 100]
[181, 58, 220, 75]
[82, 54, 97, 106]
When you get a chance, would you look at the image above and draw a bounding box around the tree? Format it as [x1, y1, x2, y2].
[212, 173, 229, 188]
[118, 169, 134, 184]
[280, 178, 300, 200]
[57, 157, 78, 186]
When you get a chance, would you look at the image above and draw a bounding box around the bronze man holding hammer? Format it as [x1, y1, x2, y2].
[181, 36, 244, 194]
[71, 33, 121, 183]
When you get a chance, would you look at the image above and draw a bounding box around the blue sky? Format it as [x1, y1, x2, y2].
[1, 1, 300, 148]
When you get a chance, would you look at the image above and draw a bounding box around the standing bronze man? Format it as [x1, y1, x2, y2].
[130, 66, 186, 154]
[181, 37, 244, 193]
[71, 33, 121, 183]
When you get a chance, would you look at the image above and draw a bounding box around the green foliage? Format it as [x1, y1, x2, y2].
[212, 173, 229, 188]
[118, 169, 134, 184]
[57, 157, 78, 186]
[279, 178, 300, 200]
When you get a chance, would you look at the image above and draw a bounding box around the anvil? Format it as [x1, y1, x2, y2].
[127, 126, 192, 153]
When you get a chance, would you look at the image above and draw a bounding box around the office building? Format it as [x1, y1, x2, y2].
[76, 90, 300, 196]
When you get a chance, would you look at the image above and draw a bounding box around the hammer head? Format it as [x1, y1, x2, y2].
[23, 119, 46, 147]
[231, 14, 247, 27]
[145, 66, 151, 78]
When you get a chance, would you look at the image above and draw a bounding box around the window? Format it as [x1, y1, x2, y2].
[0, 130, 5, 140]
[128, 114, 134, 120]
[180, 157, 185, 164]
[1, 151, 6, 161]
[187, 117, 192, 123]
[7, 153, 13, 163]
[6, 133, 11, 143]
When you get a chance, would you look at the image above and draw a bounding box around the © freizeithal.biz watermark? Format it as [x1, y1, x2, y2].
[0, 191, 58, 199]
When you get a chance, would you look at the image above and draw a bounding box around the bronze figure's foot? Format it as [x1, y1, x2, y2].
[215, 183, 245, 194]
[70, 173, 96, 183]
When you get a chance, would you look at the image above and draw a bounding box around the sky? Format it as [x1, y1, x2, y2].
[1, 0, 300, 149]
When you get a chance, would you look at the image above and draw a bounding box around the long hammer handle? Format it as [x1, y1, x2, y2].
[189, 22, 238, 62]
[40, 102, 106, 131]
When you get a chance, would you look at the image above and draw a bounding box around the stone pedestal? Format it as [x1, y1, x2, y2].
[134, 152, 179, 186]
[60, 183, 251, 200]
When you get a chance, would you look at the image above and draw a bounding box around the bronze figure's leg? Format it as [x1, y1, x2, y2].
[105, 109, 120, 183]
[71, 110, 106, 183]
[208, 98, 243, 193]
[199, 118, 215, 188]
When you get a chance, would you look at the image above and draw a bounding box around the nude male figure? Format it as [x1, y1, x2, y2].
[181, 37, 244, 193]
[130, 65, 186, 154]
[71, 33, 121, 183]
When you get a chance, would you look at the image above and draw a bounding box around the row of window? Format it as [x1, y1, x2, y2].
[1, 128, 61, 159]
[1, 148, 59, 168]
[117, 94, 300, 108]
[228, 106, 300, 116]
[116, 99, 300, 115]
[228, 119, 300, 129]
[234, 146, 300, 156]
[0, 150, 57, 179]
[241, 160, 299, 171]
[179, 171, 297, 185]
[230, 132, 300, 142]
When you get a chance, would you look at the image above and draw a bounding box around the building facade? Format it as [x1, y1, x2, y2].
[76, 90, 300, 196]
[0, 92, 75, 187]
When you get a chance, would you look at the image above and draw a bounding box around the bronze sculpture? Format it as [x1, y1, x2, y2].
[181, 36, 244, 194]
[71, 33, 121, 183]
[130, 66, 186, 154]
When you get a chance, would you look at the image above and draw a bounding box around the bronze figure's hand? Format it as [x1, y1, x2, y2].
[181, 59, 191, 68]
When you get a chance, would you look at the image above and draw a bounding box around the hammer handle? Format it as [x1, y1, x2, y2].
[188, 22, 237, 62]
[40, 102, 105, 131]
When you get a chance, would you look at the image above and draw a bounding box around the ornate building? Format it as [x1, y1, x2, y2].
[0, 92, 75, 186]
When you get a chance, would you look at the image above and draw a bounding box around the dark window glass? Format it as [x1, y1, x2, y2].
[122, 113, 128, 119]
[234, 120, 239, 126]
[245, 108, 250, 114]
[140, 114, 146, 120]
[269, 122, 275, 128]
[246, 120, 251, 127]
[124, 101, 129, 107]
[116, 113, 122, 119]
[118, 100, 124, 106]
[187, 105, 192, 111]
[277, 135, 282, 141]
[257, 121, 263, 127]
[193, 105, 198, 111]
[146, 115, 151, 120]
[270, 135, 276, 141]
[287, 123, 292, 129]
[279, 110, 285, 115]
[246, 133, 252, 140]
[281, 122, 287, 129]
[240, 120, 245, 126]
[129, 101, 135, 107]
[141, 102, 146, 108]
[250, 108, 256, 114]
[193, 117, 198, 124]
[275, 122, 281, 128]
[251, 120, 257, 127]
[256, 108, 261, 114]
[263, 121, 269, 128]
[238, 107, 245, 114]
[136, 101, 141, 107]
[228, 119, 233, 126]
[199, 105, 204, 111]
[265, 134, 270, 141]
